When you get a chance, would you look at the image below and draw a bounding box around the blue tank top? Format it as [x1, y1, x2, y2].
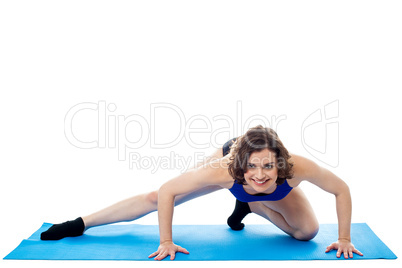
[228, 180, 293, 202]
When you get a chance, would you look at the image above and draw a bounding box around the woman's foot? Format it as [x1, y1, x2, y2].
[40, 217, 85, 240]
[227, 199, 251, 231]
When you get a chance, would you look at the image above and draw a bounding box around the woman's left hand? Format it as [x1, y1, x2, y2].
[325, 239, 363, 259]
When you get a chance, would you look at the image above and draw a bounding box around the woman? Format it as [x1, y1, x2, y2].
[41, 125, 363, 260]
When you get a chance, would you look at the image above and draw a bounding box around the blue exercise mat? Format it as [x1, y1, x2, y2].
[4, 223, 397, 261]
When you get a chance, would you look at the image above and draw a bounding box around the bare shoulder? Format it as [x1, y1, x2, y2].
[287, 153, 321, 187]
[200, 155, 234, 189]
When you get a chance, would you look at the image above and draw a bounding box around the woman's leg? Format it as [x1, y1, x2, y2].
[83, 185, 222, 229]
[41, 148, 223, 240]
[83, 148, 224, 229]
[82, 191, 159, 229]
[249, 187, 319, 241]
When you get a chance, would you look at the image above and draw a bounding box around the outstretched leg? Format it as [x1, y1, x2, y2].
[41, 185, 223, 240]
[40, 191, 161, 240]
[41, 148, 223, 240]
[82, 191, 159, 229]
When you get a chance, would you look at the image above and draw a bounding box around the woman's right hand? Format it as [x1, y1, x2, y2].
[148, 241, 189, 261]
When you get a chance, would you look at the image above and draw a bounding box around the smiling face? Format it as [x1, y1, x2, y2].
[243, 148, 278, 193]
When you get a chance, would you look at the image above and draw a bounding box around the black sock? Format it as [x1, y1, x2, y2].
[40, 217, 85, 240]
[227, 199, 251, 231]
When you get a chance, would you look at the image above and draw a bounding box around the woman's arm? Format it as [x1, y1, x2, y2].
[291, 154, 363, 258]
[149, 159, 230, 261]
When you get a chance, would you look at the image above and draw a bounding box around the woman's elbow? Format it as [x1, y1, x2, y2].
[158, 183, 177, 201]
[335, 180, 350, 197]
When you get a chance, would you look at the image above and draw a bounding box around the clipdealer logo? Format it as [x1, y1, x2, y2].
[64, 101, 287, 172]
[301, 100, 339, 168]
[64, 100, 340, 172]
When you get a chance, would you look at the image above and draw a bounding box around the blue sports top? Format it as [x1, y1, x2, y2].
[223, 137, 293, 202]
[228, 180, 293, 202]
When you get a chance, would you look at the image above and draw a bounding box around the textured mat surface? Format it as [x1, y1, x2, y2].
[4, 223, 397, 261]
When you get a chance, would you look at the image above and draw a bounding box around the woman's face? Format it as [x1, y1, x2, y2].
[243, 148, 278, 193]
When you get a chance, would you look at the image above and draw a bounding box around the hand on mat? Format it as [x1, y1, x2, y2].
[148, 241, 189, 261]
[325, 239, 363, 259]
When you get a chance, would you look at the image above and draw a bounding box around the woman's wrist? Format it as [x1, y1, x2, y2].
[338, 237, 351, 242]
[160, 239, 173, 244]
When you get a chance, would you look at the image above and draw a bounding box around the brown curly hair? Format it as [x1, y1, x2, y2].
[227, 125, 294, 185]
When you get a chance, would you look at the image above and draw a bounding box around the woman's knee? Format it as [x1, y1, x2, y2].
[293, 224, 319, 241]
[145, 191, 158, 206]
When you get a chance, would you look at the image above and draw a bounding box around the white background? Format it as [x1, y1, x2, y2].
[1, 1, 401, 267]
